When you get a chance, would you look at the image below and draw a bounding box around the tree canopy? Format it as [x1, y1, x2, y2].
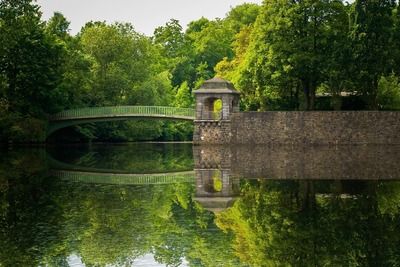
[1, 0, 400, 143]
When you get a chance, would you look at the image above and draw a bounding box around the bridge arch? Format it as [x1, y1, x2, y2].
[47, 106, 195, 137]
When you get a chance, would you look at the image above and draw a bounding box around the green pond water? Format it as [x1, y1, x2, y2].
[1, 143, 400, 267]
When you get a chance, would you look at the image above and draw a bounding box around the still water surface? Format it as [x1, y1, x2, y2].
[1, 143, 400, 266]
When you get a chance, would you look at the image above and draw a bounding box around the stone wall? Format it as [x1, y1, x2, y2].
[232, 111, 400, 145]
[194, 145, 400, 180]
[193, 120, 232, 144]
[195, 111, 400, 145]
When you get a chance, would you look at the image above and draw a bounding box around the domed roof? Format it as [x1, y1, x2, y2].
[194, 77, 240, 94]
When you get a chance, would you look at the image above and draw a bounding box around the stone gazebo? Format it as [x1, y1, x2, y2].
[193, 77, 240, 144]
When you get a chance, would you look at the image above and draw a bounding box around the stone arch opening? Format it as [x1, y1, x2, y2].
[203, 170, 223, 193]
[203, 97, 223, 120]
[232, 97, 239, 112]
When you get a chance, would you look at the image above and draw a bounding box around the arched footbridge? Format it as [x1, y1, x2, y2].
[48, 155, 195, 185]
[48, 106, 195, 136]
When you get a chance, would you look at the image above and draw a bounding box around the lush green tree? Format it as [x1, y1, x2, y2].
[320, 1, 352, 110]
[215, 25, 255, 109]
[215, 3, 261, 98]
[225, 3, 261, 32]
[0, 0, 69, 142]
[377, 74, 400, 110]
[153, 19, 187, 60]
[213, 2, 261, 89]
[153, 19, 196, 89]
[238, 0, 351, 111]
[45, 12, 92, 110]
[45, 11, 70, 40]
[349, 0, 397, 109]
[187, 18, 235, 82]
[393, 4, 400, 75]
[173, 81, 193, 108]
[129, 71, 173, 106]
[0, 0, 66, 115]
[80, 23, 155, 105]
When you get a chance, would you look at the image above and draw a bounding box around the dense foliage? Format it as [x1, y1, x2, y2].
[1, 0, 400, 142]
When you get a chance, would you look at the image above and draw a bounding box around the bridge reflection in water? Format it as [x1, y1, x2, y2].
[51, 170, 196, 185]
[49, 145, 400, 212]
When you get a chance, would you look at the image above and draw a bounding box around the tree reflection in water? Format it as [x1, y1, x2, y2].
[1, 145, 400, 266]
[0, 148, 239, 267]
[216, 179, 400, 267]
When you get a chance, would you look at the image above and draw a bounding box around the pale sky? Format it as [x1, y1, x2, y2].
[36, 0, 263, 36]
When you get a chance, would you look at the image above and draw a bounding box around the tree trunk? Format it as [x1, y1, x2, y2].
[309, 80, 316, 110]
[303, 79, 310, 110]
[368, 79, 379, 110]
[295, 82, 300, 110]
